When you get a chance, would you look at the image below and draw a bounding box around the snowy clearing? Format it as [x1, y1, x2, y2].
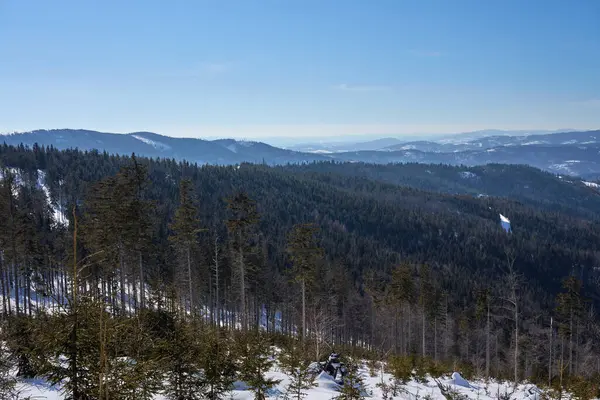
[14, 360, 558, 400]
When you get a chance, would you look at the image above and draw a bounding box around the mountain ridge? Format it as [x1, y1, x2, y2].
[3, 128, 600, 176]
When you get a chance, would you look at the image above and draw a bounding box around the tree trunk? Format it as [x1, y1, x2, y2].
[139, 251, 145, 310]
[0, 253, 6, 318]
[187, 245, 193, 316]
[422, 310, 426, 357]
[407, 303, 412, 354]
[514, 299, 519, 383]
[434, 316, 438, 361]
[119, 245, 126, 314]
[13, 261, 19, 316]
[569, 307, 573, 376]
[302, 278, 306, 342]
[238, 242, 246, 330]
[486, 301, 490, 378]
[549, 317, 553, 387]
[214, 237, 220, 327]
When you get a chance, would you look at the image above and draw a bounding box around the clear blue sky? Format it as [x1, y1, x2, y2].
[1, 0, 599, 139]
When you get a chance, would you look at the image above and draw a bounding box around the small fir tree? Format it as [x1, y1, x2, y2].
[279, 340, 317, 400]
[200, 328, 237, 400]
[336, 357, 366, 400]
[236, 332, 281, 400]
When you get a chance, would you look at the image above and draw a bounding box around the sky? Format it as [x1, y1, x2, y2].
[1, 0, 599, 140]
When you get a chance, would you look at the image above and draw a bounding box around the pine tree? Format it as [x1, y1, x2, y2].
[3, 315, 38, 378]
[117, 155, 154, 312]
[419, 264, 434, 357]
[279, 339, 317, 400]
[226, 192, 259, 330]
[286, 223, 322, 342]
[390, 263, 415, 354]
[336, 357, 366, 400]
[556, 275, 585, 378]
[236, 331, 281, 400]
[163, 319, 206, 400]
[108, 312, 164, 400]
[82, 157, 154, 315]
[199, 327, 237, 399]
[169, 179, 204, 316]
[0, 168, 19, 316]
[0, 323, 17, 399]
[37, 297, 109, 399]
[475, 288, 492, 378]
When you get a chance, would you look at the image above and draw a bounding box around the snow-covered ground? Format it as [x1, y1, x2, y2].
[14, 360, 553, 399]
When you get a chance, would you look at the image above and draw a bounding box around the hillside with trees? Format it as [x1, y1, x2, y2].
[1, 143, 600, 398]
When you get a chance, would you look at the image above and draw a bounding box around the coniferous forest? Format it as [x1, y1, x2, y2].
[1, 143, 600, 399]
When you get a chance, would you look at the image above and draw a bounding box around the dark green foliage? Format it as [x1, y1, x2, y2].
[336, 357, 366, 400]
[279, 340, 317, 400]
[162, 319, 205, 400]
[236, 331, 281, 400]
[169, 178, 205, 314]
[36, 297, 109, 399]
[388, 355, 413, 384]
[108, 313, 165, 399]
[3, 316, 39, 378]
[169, 179, 203, 246]
[199, 328, 237, 400]
[566, 375, 599, 400]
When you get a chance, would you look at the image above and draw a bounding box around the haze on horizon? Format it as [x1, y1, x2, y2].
[1, 0, 599, 140]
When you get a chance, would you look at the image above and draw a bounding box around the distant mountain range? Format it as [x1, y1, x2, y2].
[285, 129, 578, 152]
[2, 128, 600, 178]
[0, 129, 326, 165]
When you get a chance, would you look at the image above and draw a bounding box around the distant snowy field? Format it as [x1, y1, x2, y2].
[16, 361, 552, 400]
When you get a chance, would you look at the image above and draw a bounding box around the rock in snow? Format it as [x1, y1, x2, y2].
[451, 371, 472, 388]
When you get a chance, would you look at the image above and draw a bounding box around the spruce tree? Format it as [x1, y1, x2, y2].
[169, 179, 204, 316]
[286, 223, 322, 343]
[556, 275, 585, 378]
[336, 357, 366, 400]
[226, 192, 259, 330]
[38, 297, 109, 399]
[390, 263, 415, 354]
[0, 323, 17, 399]
[163, 319, 205, 400]
[107, 313, 164, 400]
[199, 327, 237, 399]
[117, 155, 154, 312]
[279, 339, 317, 400]
[236, 331, 281, 400]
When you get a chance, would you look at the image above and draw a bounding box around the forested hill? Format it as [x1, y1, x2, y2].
[1, 144, 600, 387]
[278, 162, 600, 219]
[1, 143, 599, 306]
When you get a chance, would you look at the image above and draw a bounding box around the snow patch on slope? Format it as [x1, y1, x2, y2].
[0, 168, 68, 226]
[523, 140, 546, 145]
[309, 149, 334, 154]
[460, 171, 477, 179]
[37, 170, 68, 226]
[132, 134, 171, 150]
[500, 213, 511, 233]
[0, 167, 23, 196]
[583, 181, 600, 189]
